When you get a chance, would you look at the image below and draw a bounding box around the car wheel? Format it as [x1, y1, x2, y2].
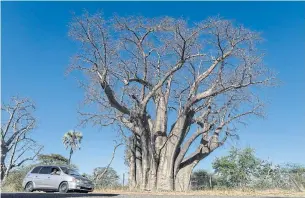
[24, 182, 34, 192]
[58, 182, 69, 193]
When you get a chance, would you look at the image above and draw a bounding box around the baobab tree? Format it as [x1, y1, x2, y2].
[62, 130, 83, 165]
[1, 97, 42, 184]
[69, 12, 275, 191]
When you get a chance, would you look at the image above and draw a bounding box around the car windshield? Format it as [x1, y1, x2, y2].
[60, 167, 81, 176]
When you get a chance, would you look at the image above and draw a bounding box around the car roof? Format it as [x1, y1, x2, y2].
[34, 165, 69, 168]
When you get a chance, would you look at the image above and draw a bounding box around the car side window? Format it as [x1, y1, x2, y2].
[51, 167, 61, 175]
[31, 166, 42, 173]
[39, 166, 52, 174]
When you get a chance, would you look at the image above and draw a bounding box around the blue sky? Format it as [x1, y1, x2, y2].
[2, 2, 305, 179]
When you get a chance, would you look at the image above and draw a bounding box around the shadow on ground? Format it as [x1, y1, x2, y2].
[1, 193, 119, 198]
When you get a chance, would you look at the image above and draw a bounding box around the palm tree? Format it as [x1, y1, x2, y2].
[62, 130, 83, 165]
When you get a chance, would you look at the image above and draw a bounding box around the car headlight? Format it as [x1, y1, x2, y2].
[72, 178, 81, 183]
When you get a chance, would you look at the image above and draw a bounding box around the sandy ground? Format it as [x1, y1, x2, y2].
[93, 189, 305, 197]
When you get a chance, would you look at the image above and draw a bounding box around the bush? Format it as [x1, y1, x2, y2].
[191, 169, 215, 190]
[211, 147, 305, 191]
[212, 147, 261, 188]
[2, 165, 35, 192]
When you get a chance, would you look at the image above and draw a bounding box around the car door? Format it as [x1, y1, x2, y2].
[37, 166, 52, 189]
[45, 166, 62, 189]
[27, 166, 42, 188]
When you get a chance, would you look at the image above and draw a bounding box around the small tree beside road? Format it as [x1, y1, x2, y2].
[1, 97, 42, 185]
[212, 147, 261, 188]
[92, 167, 120, 189]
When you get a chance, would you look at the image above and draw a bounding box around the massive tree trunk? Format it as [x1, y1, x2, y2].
[127, 115, 217, 191]
[127, 111, 197, 191]
[127, 142, 197, 191]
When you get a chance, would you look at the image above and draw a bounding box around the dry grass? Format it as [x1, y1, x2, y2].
[94, 188, 305, 197]
[1, 185, 16, 192]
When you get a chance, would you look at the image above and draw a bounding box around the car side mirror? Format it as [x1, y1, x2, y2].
[55, 171, 61, 175]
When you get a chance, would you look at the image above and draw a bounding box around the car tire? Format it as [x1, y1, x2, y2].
[58, 182, 69, 193]
[24, 182, 34, 192]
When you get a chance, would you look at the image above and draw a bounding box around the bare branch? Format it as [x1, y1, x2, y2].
[94, 142, 123, 181]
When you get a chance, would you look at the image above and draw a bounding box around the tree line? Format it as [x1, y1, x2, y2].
[191, 147, 305, 192]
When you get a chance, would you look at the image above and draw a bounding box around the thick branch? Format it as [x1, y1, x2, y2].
[97, 70, 130, 115]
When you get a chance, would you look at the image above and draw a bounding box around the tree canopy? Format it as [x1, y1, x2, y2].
[37, 154, 69, 165]
[62, 130, 83, 164]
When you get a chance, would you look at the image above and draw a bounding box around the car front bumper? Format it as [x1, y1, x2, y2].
[68, 181, 94, 192]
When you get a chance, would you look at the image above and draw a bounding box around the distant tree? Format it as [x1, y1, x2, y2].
[191, 169, 215, 190]
[248, 159, 283, 189]
[92, 167, 119, 188]
[37, 154, 68, 165]
[281, 163, 305, 192]
[36, 153, 77, 169]
[62, 130, 83, 165]
[284, 163, 305, 175]
[212, 147, 261, 188]
[249, 162, 305, 191]
[1, 97, 42, 184]
[212, 147, 305, 191]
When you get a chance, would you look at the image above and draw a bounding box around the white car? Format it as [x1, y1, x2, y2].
[22, 165, 94, 193]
